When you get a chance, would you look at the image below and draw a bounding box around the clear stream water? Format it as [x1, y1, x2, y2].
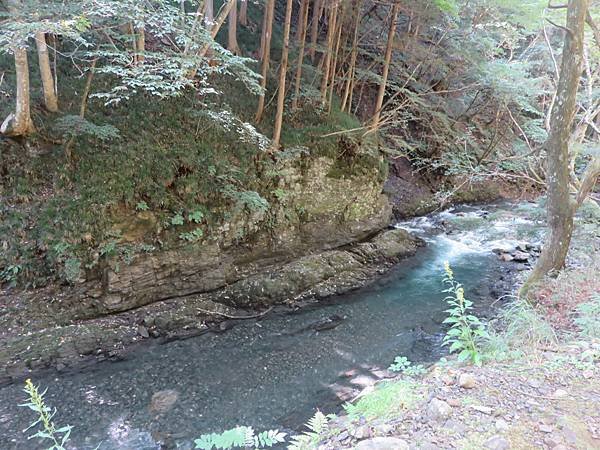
[0, 203, 545, 450]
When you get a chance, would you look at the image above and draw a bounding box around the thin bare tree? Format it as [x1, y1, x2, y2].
[272, 0, 294, 148]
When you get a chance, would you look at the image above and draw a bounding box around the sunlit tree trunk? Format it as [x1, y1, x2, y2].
[1, 1, 34, 136]
[522, 0, 589, 295]
[309, 0, 323, 61]
[228, 0, 241, 55]
[292, 0, 310, 110]
[239, 0, 248, 26]
[1, 47, 34, 136]
[255, 0, 275, 122]
[272, 0, 294, 148]
[372, 1, 399, 129]
[34, 31, 58, 112]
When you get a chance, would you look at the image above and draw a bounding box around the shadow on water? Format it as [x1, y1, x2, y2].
[0, 203, 544, 449]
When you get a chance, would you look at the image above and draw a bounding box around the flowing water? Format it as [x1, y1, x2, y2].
[0, 202, 545, 450]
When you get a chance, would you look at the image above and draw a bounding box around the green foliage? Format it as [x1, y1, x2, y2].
[388, 356, 426, 377]
[0, 264, 21, 287]
[442, 262, 489, 366]
[575, 295, 600, 339]
[20, 379, 73, 450]
[343, 380, 420, 421]
[189, 210, 205, 224]
[53, 115, 120, 141]
[180, 228, 204, 242]
[170, 213, 185, 226]
[194, 426, 286, 450]
[288, 411, 331, 450]
[136, 201, 149, 211]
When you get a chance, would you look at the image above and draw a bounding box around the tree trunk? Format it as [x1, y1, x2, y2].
[522, 0, 589, 295]
[341, 0, 362, 112]
[272, 0, 294, 148]
[1, 47, 34, 136]
[291, 0, 310, 110]
[239, 0, 248, 26]
[228, 0, 241, 55]
[2, 0, 34, 136]
[320, 1, 338, 106]
[327, 2, 345, 113]
[35, 31, 58, 112]
[255, 0, 275, 122]
[309, 0, 323, 61]
[204, 0, 214, 28]
[372, 1, 399, 130]
[135, 26, 145, 63]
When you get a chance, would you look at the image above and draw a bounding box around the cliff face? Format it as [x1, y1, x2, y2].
[58, 153, 393, 318]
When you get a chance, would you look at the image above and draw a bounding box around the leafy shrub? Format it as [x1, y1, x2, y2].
[442, 262, 489, 366]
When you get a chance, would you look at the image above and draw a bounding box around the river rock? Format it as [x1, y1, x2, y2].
[149, 390, 179, 414]
[355, 437, 409, 450]
[495, 418, 509, 432]
[512, 251, 530, 262]
[426, 398, 452, 422]
[137, 325, 150, 338]
[458, 373, 476, 389]
[484, 435, 510, 450]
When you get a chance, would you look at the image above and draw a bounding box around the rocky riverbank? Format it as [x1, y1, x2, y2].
[295, 202, 600, 450]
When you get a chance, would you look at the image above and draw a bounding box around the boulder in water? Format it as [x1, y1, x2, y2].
[149, 389, 179, 414]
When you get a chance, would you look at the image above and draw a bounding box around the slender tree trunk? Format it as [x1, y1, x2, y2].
[35, 31, 58, 112]
[197, 0, 236, 59]
[255, 0, 275, 122]
[204, 0, 214, 28]
[309, 0, 323, 61]
[522, 0, 589, 295]
[320, 1, 338, 106]
[135, 26, 145, 63]
[228, 0, 241, 55]
[239, 0, 248, 26]
[272, 0, 294, 148]
[341, 0, 362, 112]
[372, 1, 399, 129]
[292, 0, 310, 110]
[327, 2, 345, 113]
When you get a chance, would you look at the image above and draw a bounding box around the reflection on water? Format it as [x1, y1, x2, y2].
[0, 203, 544, 449]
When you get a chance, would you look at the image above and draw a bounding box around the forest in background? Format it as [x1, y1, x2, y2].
[0, 0, 599, 292]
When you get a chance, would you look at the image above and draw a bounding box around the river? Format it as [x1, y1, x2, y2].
[0, 202, 544, 449]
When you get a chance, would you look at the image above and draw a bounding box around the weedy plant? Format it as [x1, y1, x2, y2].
[194, 426, 286, 449]
[20, 379, 73, 450]
[575, 294, 600, 339]
[442, 262, 489, 366]
[388, 356, 426, 377]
